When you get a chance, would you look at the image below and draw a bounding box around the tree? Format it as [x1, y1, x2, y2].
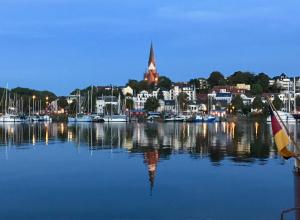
[157, 76, 172, 90]
[251, 96, 264, 111]
[255, 73, 270, 92]
[250, 84, 263, 95]
[296, 96, 300, 107]
[138, 80, 151, 92]
[144, 97, 160, 112]
[231, 95, 244, 113]
[57, 97, 68, 110]
[227, 71, 255, 85]
[188, 78, 200, 90]
[207, 71, 226, 88]
[127, 80, 139, 92]
[177, 93, 189, 111]
[157, 90, 164, 100]
[272, 95, 283, 110]
[125, 98, 134, 110]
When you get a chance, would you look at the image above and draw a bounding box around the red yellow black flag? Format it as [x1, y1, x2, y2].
[269, 107, 295, 159]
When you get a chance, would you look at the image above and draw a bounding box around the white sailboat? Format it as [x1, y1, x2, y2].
[103, 91, 127, 122]
[68, 91, 92, 123]
[0, 86, 25, 123]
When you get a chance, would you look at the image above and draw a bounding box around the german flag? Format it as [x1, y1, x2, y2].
[270, 107, 295, 159]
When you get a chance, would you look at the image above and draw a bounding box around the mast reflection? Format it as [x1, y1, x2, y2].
[0, 122, 280, 164]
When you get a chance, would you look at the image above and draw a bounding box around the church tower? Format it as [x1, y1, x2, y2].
[144, 43, 159, 84]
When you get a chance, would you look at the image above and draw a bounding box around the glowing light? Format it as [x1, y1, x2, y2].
[68, 131, 73, 141]
[60, 123, 64, 134]
[45, 127, 49, 145]
[32, 134, 36, 146]
[255, 122, 259, 137]
[203, 123, 207, 138]
[230, 122, 236, 139]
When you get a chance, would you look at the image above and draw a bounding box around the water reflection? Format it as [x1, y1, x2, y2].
[0, 122, 299, 164]
[0, 121, 299, 219]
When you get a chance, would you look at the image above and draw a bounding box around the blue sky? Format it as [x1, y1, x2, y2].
[0, 0, 299, 95]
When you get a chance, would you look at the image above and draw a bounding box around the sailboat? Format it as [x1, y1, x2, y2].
[164, 95, 187, 122]
[0, 86, 25, 123]
[103, 91, 127, 122]
[68, 91, 92, 123]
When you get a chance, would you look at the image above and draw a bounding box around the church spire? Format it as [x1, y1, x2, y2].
[148, 42, 156, 69]
[144, 42, 159, 84]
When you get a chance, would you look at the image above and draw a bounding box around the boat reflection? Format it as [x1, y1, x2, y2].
[0, 122, 299, 164]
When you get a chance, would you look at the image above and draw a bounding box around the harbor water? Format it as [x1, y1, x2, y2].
[0, 121, 299, 220]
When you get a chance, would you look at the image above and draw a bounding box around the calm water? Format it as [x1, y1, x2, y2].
[0, 121, 299, 220]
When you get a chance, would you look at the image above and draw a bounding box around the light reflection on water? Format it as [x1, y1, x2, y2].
[0, 121, 299, 220]
[0, 121, 291, 163]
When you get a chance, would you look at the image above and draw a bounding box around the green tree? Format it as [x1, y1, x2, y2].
[227, 71, 255, 85]
[144, 97, 160, 112]
[177, 93, 189, 111]
[157, 90, 164, 100]
[251, 96, 264, 111]
[207, 71, 226, 88]
[138, 80, 151, 92]
[127, 80, 139, 92]
[272, 95, 283, 110]
[296, 96, 300, 107]
[57, 97, 68, 110]
[125, 98, 134, 110]
[242, 105, 251, 115]
[188, 78, 200, 91]
[231, 95, 244, 113]
[250, 84, 263, 95]
[157, 76, 172, 90]
[255, 73, 270, 92]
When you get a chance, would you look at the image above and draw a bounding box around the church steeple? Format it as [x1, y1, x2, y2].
[144, 42, 159, 84]
[148, 43, 156, 69]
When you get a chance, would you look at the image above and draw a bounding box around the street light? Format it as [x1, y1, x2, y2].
[32, 95, 36, 115]
[45, 96, 49, 113]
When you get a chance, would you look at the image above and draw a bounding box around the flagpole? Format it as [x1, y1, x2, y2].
[267, 96, 300, 156]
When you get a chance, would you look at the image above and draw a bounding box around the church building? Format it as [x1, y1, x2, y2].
[144, 43, 159, 84]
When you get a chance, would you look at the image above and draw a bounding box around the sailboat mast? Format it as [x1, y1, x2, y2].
[78, 90, 81, 114]
[118, 93, 121, 114]
[294, 77, 297, 114]
[288, 81, 291, 112]
[87, 90, 90, 114]
[90, 86, 93, 114]
[4, 85, 7, 115]
[111, 86, 113, 116]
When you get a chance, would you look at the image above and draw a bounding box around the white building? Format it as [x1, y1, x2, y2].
[96, 96, 118, 114]
[133, 90, 153, 110]
[122, 86, 134, 96]
[170, 83, 196, 101]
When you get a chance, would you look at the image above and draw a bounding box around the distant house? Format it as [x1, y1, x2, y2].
[163, 100, 176, 113]
[133, 90, 153, 110]
[170, 83, 196, 101]
[122, 86, 133, 96]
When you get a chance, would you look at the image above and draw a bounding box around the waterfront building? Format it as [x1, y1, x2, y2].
[187, 101, 201, 114]
[170, 83, 196, 101]
[122, 86, 134, 96]
[144, 43, 159, 84]
[133, 90, 154, 110]
[163, 100, 176, 113]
